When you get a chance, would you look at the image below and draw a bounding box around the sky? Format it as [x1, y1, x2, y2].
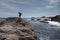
[0, 0, 60, 18]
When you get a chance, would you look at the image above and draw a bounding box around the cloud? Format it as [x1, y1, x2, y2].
[48, 0, 60, 4]
[13, 1, 29, 4]
[0, 0, 35, 11]
[0, 0, 60, 17]
[0, 0, 17, 10]
[46, 0, 60, 8]
[46, 5, 56, 8]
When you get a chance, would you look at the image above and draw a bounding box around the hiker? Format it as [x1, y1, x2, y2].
[18, 12, 22, 18]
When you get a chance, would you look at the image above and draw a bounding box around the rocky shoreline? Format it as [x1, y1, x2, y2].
[51, 15, 60, 23]
[0, 17, 37, 40]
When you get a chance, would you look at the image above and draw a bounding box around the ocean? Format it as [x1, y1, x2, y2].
[25, 18, 60, 40]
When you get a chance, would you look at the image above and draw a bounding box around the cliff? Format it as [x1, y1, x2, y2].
[0, 17, 37, 40]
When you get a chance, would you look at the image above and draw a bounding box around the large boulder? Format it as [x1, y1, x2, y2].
[0, 17, 37, 40]
[51, 15, 60, 22]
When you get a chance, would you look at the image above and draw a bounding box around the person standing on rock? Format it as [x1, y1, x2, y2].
[18, 12, 22, 18]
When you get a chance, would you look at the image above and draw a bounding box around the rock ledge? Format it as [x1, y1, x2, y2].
[0, 17, 37, 40]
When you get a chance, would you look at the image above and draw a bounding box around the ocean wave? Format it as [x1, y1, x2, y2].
[47, 21, 60, 26]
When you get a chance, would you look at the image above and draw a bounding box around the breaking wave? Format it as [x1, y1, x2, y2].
[47, 21, 60, 26]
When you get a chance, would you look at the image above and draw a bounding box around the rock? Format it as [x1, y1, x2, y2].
[51, 15, 60, 23]
[0, 17, 37, 40]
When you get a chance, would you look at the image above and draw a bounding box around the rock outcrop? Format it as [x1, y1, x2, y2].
[0, 17, 37, 40]
[51, 15, 60, 23]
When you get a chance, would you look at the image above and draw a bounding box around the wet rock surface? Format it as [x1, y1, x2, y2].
[0, 17, 37, 40]
[51, 15, 60, 23]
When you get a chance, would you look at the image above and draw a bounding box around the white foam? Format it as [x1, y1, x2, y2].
[47, 21, 60, 26]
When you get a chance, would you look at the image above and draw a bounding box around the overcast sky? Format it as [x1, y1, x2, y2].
[0, 0, 60, 18]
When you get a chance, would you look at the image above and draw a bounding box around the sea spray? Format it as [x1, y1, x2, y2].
[47, 21, 60, 26]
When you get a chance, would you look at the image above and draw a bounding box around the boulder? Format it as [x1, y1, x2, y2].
[0, 17, 37, 40]
[51, 15, 60, 23]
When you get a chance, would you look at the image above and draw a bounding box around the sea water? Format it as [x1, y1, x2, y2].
[25, 18, 60, 40]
